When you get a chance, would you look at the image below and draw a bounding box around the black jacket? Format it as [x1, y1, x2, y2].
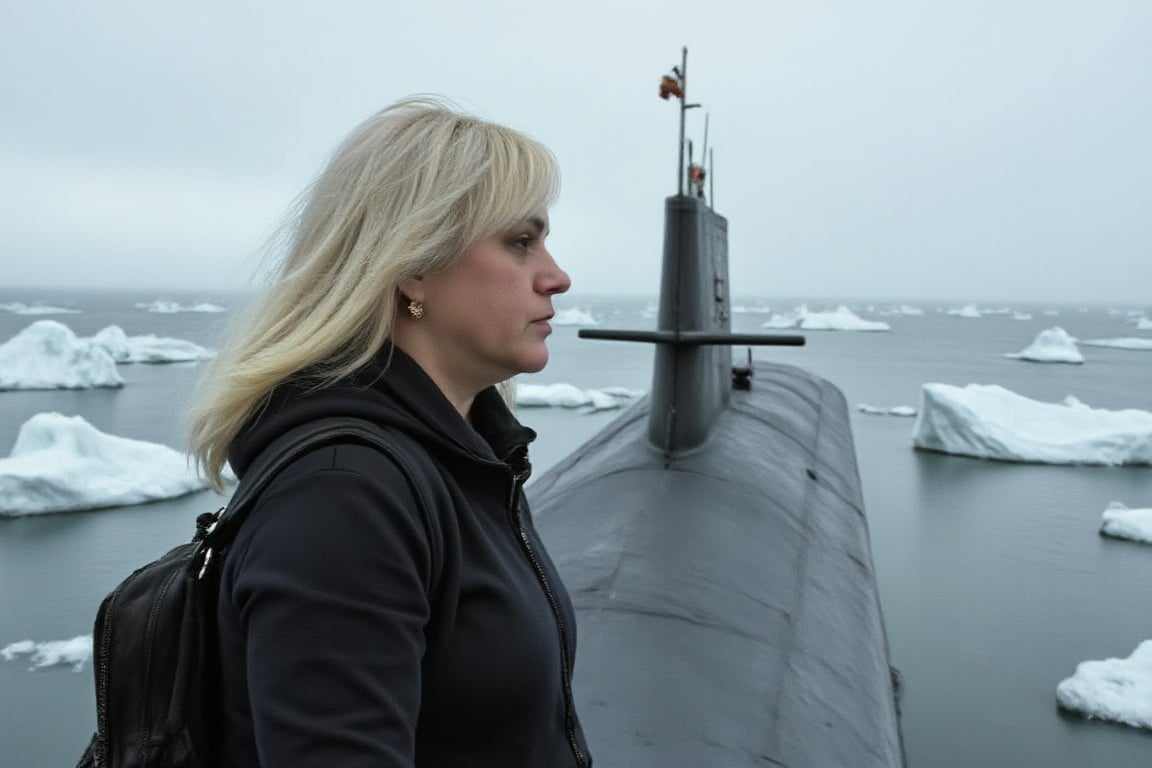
[215, 346, 592, 767]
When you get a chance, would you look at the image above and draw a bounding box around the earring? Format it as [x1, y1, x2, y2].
[407, 300, 425, 320]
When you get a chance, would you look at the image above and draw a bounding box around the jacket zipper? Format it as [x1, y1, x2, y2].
[93, 584, 121, 768]
[507, 472, 588, 768]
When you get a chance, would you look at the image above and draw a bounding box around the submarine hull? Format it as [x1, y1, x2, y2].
[529, 361, 904, 767]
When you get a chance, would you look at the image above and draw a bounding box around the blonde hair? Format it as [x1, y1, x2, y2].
[188, 96, 559, 490]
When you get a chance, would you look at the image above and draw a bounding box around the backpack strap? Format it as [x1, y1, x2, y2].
[193, 416, 428, 576]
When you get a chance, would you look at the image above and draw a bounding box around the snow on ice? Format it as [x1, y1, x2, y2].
[1080, 338, 1152, 351]
[89, 325, 213, 363]
[857, 403, 917, 417]
[0, 302, 80, 315]
[1057, 639, 1152, 730]
[551, 307, 600, 326]
[516, 383, 642, 412]
[0, 321, 123, 390]
[0, 413, 208, 516]
[912, 384, 1152, 465]
[1, 636, 92, 672]
[135, 300, 225, 314]
[1005, 327, 1084, 364]
[0, 321, 210, 389]
[1099, 502, 1152, 545]
[761, 305, 890, 332]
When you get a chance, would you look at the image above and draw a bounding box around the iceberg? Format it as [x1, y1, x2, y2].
[1056, 639, 1152, 730]
[1011, 312, 1033, 321]
[0, 302, 80, 315]
[135, 300, 226, 314]
[1004, 327, 1084, 364]
[0, 413, 208, 516]
[761, 305, 890, 332]
[912, 384, 1152, 465]
[946, 304, 984, 318]
[1080, 338, 1152, 351]
[1137, 318, 1152, 331]
[857, 403, 917, 417]
[0, 320, 122, 390]
[89, 325, 213, 363]
[1, 635, 92, 672]
[552, 307, 600, 326]
[1100, 502, 1152, 545]
[516, 383, 642, 412]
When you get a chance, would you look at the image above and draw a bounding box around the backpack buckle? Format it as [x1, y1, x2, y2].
[196, 547, 215, 580]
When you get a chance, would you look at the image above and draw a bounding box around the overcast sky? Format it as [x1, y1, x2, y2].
[2, 1, 1149, 303]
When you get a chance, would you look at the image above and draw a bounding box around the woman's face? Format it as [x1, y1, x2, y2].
[401, 213, 570, 395]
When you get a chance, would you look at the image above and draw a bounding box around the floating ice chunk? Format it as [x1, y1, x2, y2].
[1, 635, 92, 671]
[1080, 338, 1152, 351]
[0, 302, 81, 315]
[1135, 318, 1152, 331]
[912, 384, 1152, 465]
[946, 304, 984, 318]
[516, 383, 642, 411]
[1099, 502, 1152, 545]
[0, 320, 122, 390]
[1005, 327, 1084, 364]
[761, 305, 890, 332]
[552, 307, 600, 326]
[1056, 639, 1152, 730]
[1043, 309, 1060, 316]
[857, 403, 917, 417]
[88, 325, 213, 363]
[1011, 312, 1033, 321]
[732, 303, 772, 314]
[135, 300, 225, 314]
[0, 413, 207, 516]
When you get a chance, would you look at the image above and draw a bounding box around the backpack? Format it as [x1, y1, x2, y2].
[75, 416, 424, 768]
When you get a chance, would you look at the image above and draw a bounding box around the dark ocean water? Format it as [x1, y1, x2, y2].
[1, 289, 1150, 767]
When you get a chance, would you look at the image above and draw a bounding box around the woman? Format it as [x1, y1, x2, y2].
[189, 97, 592, 767]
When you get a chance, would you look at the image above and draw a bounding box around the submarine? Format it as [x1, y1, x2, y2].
[527, 49, 906, 767]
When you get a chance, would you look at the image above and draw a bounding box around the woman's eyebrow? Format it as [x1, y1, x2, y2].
[527, 216, 549, 236]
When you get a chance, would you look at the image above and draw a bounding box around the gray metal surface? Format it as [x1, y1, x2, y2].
[530, 362, 904, 767]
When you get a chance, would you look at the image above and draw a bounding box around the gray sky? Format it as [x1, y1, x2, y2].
[2, 0, 1149, 303]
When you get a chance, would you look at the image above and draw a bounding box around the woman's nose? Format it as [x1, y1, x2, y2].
[540, 250, 572, 295]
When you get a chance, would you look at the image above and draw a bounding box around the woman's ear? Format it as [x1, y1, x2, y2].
[398, 276, 424, 304]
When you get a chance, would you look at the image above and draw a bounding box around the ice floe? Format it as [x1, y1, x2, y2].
[135, 300, 225, 314]
[857, 404, 917, 417]
[1056, 639, 1152, 730]
[89, 325, 213, 363]
[516, 383, 642, 412]
[1011, 312, 1033, 321]
[1133, 318, 1152, 330]
[552, 307, 600, 326]
[945, 304, 984, 318]
[761, 305, 890, 332]
[1005, 327, 1084, 364]
[1079, 338, 1152, 351]
[0, 320, 123, 390]
[1, 636, 92, 672]
[732, 302, 773, 314]
[912, 384, 1152, 465]
[0, 413, 207, 516]
[0, 302, 80, 315]
[0, 321, 209, 389]
[1099, 502, 1152, 545]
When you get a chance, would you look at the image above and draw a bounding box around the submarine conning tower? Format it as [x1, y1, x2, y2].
[581, 194, 805, 455]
